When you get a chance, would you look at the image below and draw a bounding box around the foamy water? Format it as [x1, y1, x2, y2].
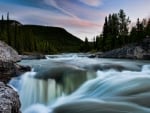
[9, 54, 150, 113]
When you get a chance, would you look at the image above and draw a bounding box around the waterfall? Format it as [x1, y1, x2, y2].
[13, 63, 95, 111]
[47, 64, 150, 113]
[19, 73, 62, 110]
[9, 55, 150, 113]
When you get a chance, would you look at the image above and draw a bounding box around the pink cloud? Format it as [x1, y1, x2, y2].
[42, 0, 106, 21]
[0, 1, 105, 40]
[60, 18, 101, 28]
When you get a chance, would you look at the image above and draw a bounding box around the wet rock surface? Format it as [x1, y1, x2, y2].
[0, 82, 21, 113]
[0, 40, 30, 113]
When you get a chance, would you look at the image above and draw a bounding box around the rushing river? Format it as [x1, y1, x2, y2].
[9, 53, 150, 113]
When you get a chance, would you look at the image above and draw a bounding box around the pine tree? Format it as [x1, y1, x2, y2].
[93, 37, 96, 50]
[0, 15, 4, 36]
[136, 18, 144, 41]
[84, 37, 90, 52]
[118, 9, 130, 45]
[102, 16, 108, 51]
[111, 13, 119, 48]
[14, 21, 17, 49]
[7, 12, 11, 45]
[130, 27, 137, 43]
[95, 35, 102, 51]
[146, 19, 150, 37]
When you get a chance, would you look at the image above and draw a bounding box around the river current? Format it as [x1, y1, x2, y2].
[9, 53, 150, 113]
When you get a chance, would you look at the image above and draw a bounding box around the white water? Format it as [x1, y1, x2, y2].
[9, 54, 150, 113]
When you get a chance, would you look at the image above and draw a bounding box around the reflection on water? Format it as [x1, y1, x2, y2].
[20, 72, 96, 110]
[10, 61, 96, 110]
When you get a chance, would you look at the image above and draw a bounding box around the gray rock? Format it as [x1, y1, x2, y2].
[0, 60, 31, 83]
[0, 60, 16, 83]
[98, 37, 150, 60]
[0, 40, 30, 83]
[0, 82, 21, 113]
[0, 41, 21, 62]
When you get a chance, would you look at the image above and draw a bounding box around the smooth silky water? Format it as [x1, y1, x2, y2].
[9, 53, 150, 113]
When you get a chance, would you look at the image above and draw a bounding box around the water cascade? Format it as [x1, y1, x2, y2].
[9, 54, 150, 113]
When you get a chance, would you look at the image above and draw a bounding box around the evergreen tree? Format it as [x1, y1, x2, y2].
[136, 18, 144, 41]
[93, 37, 96, 50]
[2, 15, 4, 21]
[102, 14, 120, 50]
[96, 35, 103, 51]
[146, 19, 150, 37]
[118, 9, 130, 45]
[0, 15, 4, 38]
[130, 27, 136, 43]
[102, 16, 108, 51]
[14, 21, 17, 49]
[111, 13, 119, 48]
[83, 37, 90, 52]
[7, 12, 11, 45]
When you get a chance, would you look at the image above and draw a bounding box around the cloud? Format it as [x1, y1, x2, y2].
[79, 0, 103, 7]
[0, 2, 103, 40]
[41, 0, 106, 21]
[43, 0, 78, 18]
[0, 0, 107, 40]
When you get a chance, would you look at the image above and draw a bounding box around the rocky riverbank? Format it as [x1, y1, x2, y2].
[0, 82, 21, 113]
[91, 37, 150, 60]
[0, 41, 31, 83]
[0, 40, 30, 113]
[0, 60, 31, 83]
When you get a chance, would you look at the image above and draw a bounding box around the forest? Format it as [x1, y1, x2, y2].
[82, 9, 150, 52]
[0, 13, 83, 54]
[0, 9, 150, 54]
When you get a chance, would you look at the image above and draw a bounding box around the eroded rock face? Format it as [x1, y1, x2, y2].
[0, 82, 21, 113]
[0, 41, 21, 62]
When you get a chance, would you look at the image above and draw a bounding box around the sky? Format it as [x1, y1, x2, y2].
[0, 0, 150, 40]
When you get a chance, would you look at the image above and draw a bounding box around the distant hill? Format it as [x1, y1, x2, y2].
[0, 20, 83, 54]
[22, 25, 83, 52]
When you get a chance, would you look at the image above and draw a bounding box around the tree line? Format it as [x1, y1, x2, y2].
[0, 10, 150, 54]
[81, 9, 150, 52]
[0, 13, 42, 53]
[0, 13, 82, 54]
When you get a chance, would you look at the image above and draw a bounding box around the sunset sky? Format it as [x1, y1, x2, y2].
[0, 0, 150, 40]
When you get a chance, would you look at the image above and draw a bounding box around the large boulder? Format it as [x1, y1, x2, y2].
[0, 82, 21, 113]
[0, 60, 16, 83]
[99, 37, 150, 60]
[0, 41, 21, 62]
[0, 41, 31, 83]
[0, 41, 27, 113]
